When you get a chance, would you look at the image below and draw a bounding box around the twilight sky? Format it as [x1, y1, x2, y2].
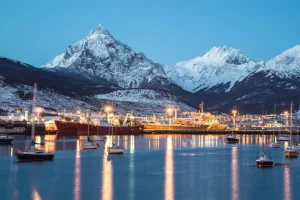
[0, 0, 299, 67]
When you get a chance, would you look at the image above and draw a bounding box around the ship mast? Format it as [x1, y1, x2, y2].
[31, 82, 37, 143]
[290, 101, 293, 144]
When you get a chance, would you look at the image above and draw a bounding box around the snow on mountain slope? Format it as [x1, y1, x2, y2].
[95, 89, 195, 115]
[165, 46, 262, 93]
[42, 24, 168, 88]
[0, 82, 91, 112]
[258, 45, 300, 77]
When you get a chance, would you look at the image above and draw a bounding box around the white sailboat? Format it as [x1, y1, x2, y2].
[106, 106, 124, 154]
[16, 83, 54, 161]
[270, 103, 280, 148]
[284, 101, 298, 158]
[82, 107, 99, 150]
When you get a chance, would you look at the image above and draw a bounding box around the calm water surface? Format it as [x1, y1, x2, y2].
[1, 134, 300, 200]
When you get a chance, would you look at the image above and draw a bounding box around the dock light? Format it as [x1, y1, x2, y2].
[166, 107, 174, 126]
[76, 110, 81, 115]
[283, 111, 288, 116]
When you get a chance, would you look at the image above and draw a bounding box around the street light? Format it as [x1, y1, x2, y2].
[105, 106, 113, 124]
[232, 109, 237, 129]
[166, 107, 174, 125]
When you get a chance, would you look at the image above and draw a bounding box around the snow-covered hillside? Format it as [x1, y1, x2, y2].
[0, 82, 91, 112]
[95, 89, 195, 115]
[165, 46, 262, 93]
[258, 45, 300, 77]
[42, 24, 168, 88]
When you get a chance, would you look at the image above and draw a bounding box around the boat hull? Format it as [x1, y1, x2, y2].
[108, 148, 124, 154]
[269, 143, 280, 148]
[256, 161, 273, 168]
[284, 151, 298, 158]
[53, 121, 143, 136]
[15, 152, 54, 161]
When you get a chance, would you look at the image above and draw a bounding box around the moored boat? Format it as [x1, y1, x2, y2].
[269, 142, 280, 148]
[107, 144, 125, 154]
[278, 134, 289, 141]
[16, 149, 54, 161]
[256, 154, 274, 168]
[225, 133, 239, 143]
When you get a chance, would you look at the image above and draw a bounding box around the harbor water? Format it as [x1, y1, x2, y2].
[1, 134, 300, 200]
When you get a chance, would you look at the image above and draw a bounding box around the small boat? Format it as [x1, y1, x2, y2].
[256, 153, 274, 168]
[0, 134, 14, 144]
[82, 142, 99, 149]
[16, 149, 54, 161]
[107, 143, 125, 154]
[225, 132, 239, 143]
[269, 142, 280, 148]
[93, 136, 106, 141]
[284, 146, 298, 158]
[256, 143, 274, 168]
[15, 83, 55, 162]
[284, 102, 298, 158]
[278, 134, 289, 141]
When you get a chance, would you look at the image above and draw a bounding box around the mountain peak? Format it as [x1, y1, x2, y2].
[260, 45, 300, 77]
[41, 23, 167, 88]
[203, 46, 250, 65]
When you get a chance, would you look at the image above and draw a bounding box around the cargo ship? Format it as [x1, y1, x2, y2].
[46, 120, 143, 136]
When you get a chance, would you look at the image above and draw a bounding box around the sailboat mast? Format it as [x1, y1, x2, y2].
[87, 106, 90, 137]
[290, 101, 293, 144]
[31, 82, 37, 141]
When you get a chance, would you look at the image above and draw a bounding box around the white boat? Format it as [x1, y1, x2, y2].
[107, 144, 125, 154]
[269, 142, 280, 148]
[284, 102, 298, 158]
[278, 134, 289, 141]
[93, 136, 106, 141]
[16, 149, 54, 161]
[256, 143, 274, 168]
[82, 108, 99, 150]
[15, 83, 54, 162]
[82, 142, 99, 149]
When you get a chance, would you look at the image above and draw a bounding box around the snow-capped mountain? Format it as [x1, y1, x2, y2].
[0, 57, 195, 115]
[165, 46, 262, 93]
[42, 24, 168, 88]
[258, 45, 300, 77]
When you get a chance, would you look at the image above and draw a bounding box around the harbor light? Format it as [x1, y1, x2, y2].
[105, 106, 112, 113]
[166, 107, 174, 125]
[232, 109, 237, 129]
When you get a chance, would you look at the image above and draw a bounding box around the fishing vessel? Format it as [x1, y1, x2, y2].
[256, 143, 274, 168]
[284, 102, 298, 158]
[48, 120, 143, 136]
[16, 83, 54, 162]
[143, 107, 227, 131]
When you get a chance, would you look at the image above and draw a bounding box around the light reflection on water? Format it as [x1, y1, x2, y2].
[284, 166, 291, 200]
[73, 140, 81, 200]
[164, 135, 174, 200]
[231, 146, 238, 200]
[1, 134, 300, 200]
